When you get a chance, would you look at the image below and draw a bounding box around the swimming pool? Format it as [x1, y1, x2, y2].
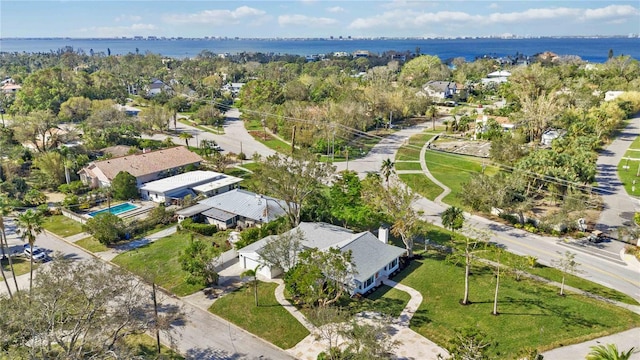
[88, 202, 139, 217]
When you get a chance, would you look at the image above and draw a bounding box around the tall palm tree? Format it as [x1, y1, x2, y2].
[0, 196, 18, 296]
[241, 266, 260, 307]
[586, 344, 636, 360]
[17, 209, 44, 295]
[179, 132, 193, 147]
[380, 158, 395, 186]
[427, 105, 438, 131]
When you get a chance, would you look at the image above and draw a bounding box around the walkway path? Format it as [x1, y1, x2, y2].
[420, 134, 451, 205]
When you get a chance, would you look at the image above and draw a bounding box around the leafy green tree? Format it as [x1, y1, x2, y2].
[427, 105, 438, 131]
[32, 151, 66, 188]
[328, 170, 379, 230]
[258, 229, 304, 274]
[23, 189, 47, 207]
[111, 171, 138, 200]
[58, 96, 92, 122]
[17, 209, 44, 294]
[399, 55, 449, 87]
[84, 212, 125, 245]
[0, 257, 183, 358]
[586, 344, 636, 360]
[139, 104, 171, 133]
[253, 151, 335, 226]
[179, 237, 221, 286]
[284, 247, 355, 307]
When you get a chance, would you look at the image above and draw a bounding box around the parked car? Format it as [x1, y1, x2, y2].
[24, 245, 47, 262]
[586, 230, 606, 243]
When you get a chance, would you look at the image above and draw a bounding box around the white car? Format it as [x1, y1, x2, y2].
[24, 245, 47, 262]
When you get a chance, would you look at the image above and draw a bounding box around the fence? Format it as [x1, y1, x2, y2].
[60, 208, 87, 225]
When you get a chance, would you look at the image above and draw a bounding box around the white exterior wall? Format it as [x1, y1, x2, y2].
[239, 253, 282, 279]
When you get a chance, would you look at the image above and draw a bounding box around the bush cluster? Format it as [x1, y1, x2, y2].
[179, 218, 218, 236]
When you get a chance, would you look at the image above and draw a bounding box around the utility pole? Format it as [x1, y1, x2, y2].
[152, 282, 161, 355]
[389, 111, 393, 129]
[345, 147, 349, 170]
[291, 125, 296, 155]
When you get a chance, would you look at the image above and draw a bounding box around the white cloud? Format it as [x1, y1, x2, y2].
[349, 4, 640, 31]
[582, 5, 639, 21]
[114, 14, 142, 23]
[489, 3, 499, 10]
[326, 6, 345, 13]
[163, 6, 267, 25]
[278, 14, 338, 27]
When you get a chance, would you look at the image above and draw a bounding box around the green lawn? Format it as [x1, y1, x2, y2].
[1, 257, 31, 278]
[617, 158, 640, 197]
[74, 236, 108, 253]
[112, 231, 209, 296]
[425, 151, 499, 208]
[209, 282, 310, 349]
[345, 285, 411, 318]
[395, 132, 435, 161]
[397, 253, 640, 358]
[395, 161, 422, 171]
[42, 215, 84, 237]
[399, 173, 443, 201]
[125, 333, 183, 359]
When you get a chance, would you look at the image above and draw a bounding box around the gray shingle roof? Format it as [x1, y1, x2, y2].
[338, 232, 406, 282]
[198, 189, 288, 223]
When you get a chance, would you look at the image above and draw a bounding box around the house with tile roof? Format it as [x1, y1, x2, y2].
[238, 222, 406, 295]
[78, 146, 203, 188]
[175, 189, 289, 230]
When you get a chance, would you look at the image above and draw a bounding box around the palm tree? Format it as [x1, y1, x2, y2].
[427, 105, 438, 131]
[586, 344, 636, 360]
[380, 158, 395, 186]
[0, 196, 18, 296]
[17, 209, 44, 295]
[179, 132, 193, 147]
[441, 206, 464, 238]
[241, 266, 260, 307]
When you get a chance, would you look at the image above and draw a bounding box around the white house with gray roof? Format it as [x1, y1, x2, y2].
[139, 170, 242, 205]
[176, 189, 289, 230]
[238, 222, 406, 295]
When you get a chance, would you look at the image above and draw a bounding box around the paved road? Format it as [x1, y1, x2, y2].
[144, 108, 276, 158]
[336, 122, 640, 302]
[596, 111, 640, 236]
[1, 220, 293, 360]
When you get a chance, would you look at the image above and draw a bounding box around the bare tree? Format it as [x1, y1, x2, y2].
[552, 251, 580, 296]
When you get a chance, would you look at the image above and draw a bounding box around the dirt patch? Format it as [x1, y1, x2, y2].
[43, 191, 66, 203]
[248, 130, 275, 141]
[430, 136, 491, 158]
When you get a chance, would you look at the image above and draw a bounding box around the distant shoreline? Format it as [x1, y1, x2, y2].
[2, 35, 638, 41]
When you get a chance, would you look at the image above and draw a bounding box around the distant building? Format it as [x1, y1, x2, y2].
[540, 129, 567, 147]
[78, 146, 203, 188]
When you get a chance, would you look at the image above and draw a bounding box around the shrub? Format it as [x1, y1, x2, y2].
[499, 213, 519, 225]
[180, 218, 218, 236]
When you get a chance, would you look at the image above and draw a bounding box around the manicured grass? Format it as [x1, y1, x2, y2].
[398, 253, 640, 358]
[346, 285, 411, 318]
[617, 157, 640, 196]
[1, 257, 31, 278]
[425, 151, 499, 208]
[74, 236, 108, 253]
[395, 133, 435, 161]
[42, 215, 84, 237]
[399, 173, 443, 201]
[209, 282, 310, 349]
[125, 333, 184, 359]
[112, 231, 208, 296]
[395, 161, 423, 171]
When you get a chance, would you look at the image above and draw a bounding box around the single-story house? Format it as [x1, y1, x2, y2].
[176, 189, 289, 230]
[139, 170, 242, 205]
[423, 81, 457, 99]
[146, 78, 172, 96]
[481, 70, 512, 85]
[78, 146, 203, 188]
[238, 222, 406, 295]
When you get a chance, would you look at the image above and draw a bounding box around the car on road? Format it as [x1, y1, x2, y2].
[24, 244, 47, 262]
[586, 230, 606, 243]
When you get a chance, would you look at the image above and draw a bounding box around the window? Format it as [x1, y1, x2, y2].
[364, 275, 375, 289]
[389, 258, 398, 269]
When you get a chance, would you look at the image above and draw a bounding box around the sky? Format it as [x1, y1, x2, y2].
[1, 1, 639, 39]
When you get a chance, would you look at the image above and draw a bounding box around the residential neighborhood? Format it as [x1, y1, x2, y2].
[1, 37, 640, 360]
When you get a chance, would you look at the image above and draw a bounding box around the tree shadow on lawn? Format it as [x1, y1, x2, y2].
[409, 309, 432, 328]
[185, 347, 246, 360]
